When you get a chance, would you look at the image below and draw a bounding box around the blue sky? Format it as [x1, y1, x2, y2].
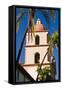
[16, 8, 59, 80]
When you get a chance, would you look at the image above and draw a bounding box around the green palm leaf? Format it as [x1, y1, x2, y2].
[16, 20, 20, 32]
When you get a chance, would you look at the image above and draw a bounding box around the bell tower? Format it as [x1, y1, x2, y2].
[23, 19, 55, 80]
[25, 19, 49, 65]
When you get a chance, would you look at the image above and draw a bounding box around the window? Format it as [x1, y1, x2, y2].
[35, 35, 39, 45]
[35, 52, 40, 63]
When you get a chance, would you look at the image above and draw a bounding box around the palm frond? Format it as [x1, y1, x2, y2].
[16, 20, 20, 32]
[16, 12, 24, 23]
[40, 9, 50, 24]
[28, 9, 35, 42]
[16, 9, 28, 32]
[49, 10, 55, 20]
[39, 9, 55, 28]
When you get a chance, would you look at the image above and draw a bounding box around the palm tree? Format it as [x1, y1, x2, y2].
[36, 31, 59, 81]
[37, 67, 52, 81]
[52, 32, 59, 47]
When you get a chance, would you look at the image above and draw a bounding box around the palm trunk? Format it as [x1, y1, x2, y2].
[36, 51, 48, 81]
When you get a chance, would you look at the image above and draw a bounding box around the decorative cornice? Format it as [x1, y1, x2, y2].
[22, 62, 54, 67]
[24, 44, 49, 47]
[27, 30, 48, 33]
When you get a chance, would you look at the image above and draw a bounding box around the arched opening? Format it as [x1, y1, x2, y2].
[35, 52, 40, 63]
[35, 35, 39, 45]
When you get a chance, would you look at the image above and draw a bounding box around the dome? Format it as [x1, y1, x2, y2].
[34, 19, 45, 31]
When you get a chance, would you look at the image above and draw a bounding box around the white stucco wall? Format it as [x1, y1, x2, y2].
[23, 65, 38, 80]
[25, 31, 49, 64]
[26, 31, 48, 46]
[24, 31, 50, 80]
[25, 46, 49, 64]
